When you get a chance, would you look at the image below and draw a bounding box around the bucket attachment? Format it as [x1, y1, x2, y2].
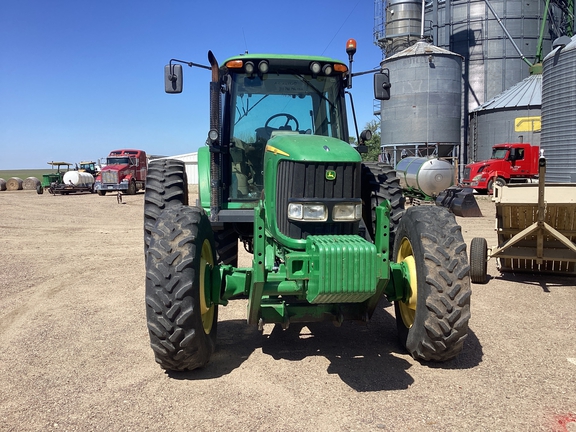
[435, 186, 483, 217]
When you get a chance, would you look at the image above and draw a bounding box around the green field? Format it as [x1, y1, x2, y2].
[0, 169, 54, 181]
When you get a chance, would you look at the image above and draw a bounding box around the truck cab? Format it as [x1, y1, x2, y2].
[94, 149, 147, 195]
[462, 143, 540, 193]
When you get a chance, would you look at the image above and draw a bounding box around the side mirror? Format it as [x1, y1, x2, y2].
[374, 71, 391, 101]
[165, 64, 183, 93]
[360, 129, 373, 143]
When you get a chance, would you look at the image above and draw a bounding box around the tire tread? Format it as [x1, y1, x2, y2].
[145, 205, 217, 371]
[395, 206, 471, 362]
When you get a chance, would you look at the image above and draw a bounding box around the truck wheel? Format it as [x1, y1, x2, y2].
[144, 159, 188, 253]
[127, 180, 137, 195]
[487, 177, 506, 194]
[470, 237, 488, 284]
[214, 225, 238, 266]
[393, 206, 471, 361]
[145, 205, 218, 371]
[97, 190, 106, 196]
[36, 184, 43, 195]
[361, 162, 405, 246]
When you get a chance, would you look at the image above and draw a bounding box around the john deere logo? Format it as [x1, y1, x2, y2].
[326, 170, 336, 181]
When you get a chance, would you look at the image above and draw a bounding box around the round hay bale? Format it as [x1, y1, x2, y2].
[7, 177, 23, 191]
[23, 176, 41, 190]
[0, 178, 6, 191]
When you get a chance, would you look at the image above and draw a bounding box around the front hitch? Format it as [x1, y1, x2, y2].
[386, 261, 412, 303]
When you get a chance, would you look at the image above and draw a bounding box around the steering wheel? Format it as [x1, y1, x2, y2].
[264, 113, 299, 132]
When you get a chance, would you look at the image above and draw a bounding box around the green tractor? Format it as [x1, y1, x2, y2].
[37, 161, 72, 194]
[144, 40, 471, 371]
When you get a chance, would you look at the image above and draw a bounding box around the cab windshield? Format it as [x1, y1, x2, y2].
[107, 157, 131, 165]
[227, 73, 346, 199]
[230, 73, 346, 144]
[491, 148, 509, 160]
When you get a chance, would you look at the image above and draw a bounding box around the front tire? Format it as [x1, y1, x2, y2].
[393, 206, 471, 361]
[487, 176, 506, 195]
[127, 179, 137, 195]
[145, 205, 218, 371]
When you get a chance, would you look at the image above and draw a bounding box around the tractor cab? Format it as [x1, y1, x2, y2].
[221, 55, 350, 200]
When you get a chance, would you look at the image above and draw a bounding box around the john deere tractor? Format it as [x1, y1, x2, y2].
[144, 40, 471, 371]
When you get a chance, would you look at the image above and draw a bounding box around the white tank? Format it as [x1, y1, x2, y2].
[63, 171, 95, 187]
[395, 157, 455, 197]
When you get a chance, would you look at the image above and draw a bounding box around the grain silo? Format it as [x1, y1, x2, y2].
[541, 35, 576, 183]
[425, 0, 564, 111]
[468, 72, 542, 162]
[380, 41, 463, 164]
[375, 0, 424, 57]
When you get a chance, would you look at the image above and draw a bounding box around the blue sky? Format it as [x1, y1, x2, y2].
[0, 0, 383, 169]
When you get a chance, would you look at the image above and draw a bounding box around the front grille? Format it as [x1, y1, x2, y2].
[463, 167, 471, 181]
[102, 171, 118, 184]
[276, 160, 361, 239]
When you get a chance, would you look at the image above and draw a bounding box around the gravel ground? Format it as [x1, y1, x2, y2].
[1, 190, 575, 431]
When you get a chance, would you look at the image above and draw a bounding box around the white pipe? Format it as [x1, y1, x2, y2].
[421, 0, 426, 39]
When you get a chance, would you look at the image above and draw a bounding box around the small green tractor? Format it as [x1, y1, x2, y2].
[144, 40, 471, 371]
[37, 161, 72, 194]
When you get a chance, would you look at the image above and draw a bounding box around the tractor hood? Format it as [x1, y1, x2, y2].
[263, 133, 363, 250]
[264, 134, 361, 163]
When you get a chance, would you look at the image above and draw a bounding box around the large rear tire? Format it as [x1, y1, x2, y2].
[393, 206, 471, 361]
[145, 205, 218, 371]
[361, 162, 405, 247]
[214, 225, 239, 266]
[144, 159, 188, 254]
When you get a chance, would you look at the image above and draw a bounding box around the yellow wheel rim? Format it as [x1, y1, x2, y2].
[396, 237, 417, 328]
[199, 239, 215, 334]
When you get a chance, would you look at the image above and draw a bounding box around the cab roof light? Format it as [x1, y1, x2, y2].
[310, 61, 322, 75]
[322, 64, 333, 75]
[226, 59, 244, 69]
[244, 61, 255, 75]
[258, 60, 269, 74]
[334, 63, 348, 73]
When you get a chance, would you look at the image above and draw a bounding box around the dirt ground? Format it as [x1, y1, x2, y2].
[1, 190, 575, 431]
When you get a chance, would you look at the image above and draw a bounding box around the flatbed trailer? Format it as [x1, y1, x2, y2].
[470, 158, 576, 282]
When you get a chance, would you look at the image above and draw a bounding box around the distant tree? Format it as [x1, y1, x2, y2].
[360, 120, 381, 162]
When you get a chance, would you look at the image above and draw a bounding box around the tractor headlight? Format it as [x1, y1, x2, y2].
[333, 203, 362, 221]
[288, 203, 327, 221]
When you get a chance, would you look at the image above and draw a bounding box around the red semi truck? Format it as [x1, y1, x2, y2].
[462, 143, 540, 194]
[94, 149, 147, 195]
